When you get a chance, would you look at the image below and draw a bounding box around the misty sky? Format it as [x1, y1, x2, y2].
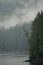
[0, 0, 43, 29]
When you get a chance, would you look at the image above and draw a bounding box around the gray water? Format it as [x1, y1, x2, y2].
[0, 53, 30, 65]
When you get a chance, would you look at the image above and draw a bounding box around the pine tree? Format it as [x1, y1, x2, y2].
[30, 11, 43, 58]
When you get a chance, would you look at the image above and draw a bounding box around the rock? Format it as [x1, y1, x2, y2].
[24, 59, 32, 62]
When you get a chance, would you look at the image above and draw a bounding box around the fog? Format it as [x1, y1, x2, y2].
[0, 0, 43, 29]
[0, 0, 43, 65]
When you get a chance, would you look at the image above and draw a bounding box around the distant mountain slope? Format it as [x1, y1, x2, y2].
[0, 23, 31, 52]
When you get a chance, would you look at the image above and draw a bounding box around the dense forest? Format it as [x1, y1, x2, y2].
[27, 11, 43, 64]
[0, 23, 31, 52]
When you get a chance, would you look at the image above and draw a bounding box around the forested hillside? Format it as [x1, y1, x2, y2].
[0, 23, 31, 52]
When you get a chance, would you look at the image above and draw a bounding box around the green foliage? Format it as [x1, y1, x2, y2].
[23, 23, 31, 42]
[23, 26, 29, 42]
[30, 11, 43, 57]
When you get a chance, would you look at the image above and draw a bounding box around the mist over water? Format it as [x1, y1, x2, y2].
[0, 53, 29, 65]
[0, 0, 43, 65]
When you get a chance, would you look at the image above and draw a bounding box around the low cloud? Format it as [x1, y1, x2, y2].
[0, 0, 43, 29]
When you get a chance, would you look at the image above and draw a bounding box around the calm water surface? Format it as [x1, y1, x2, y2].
[0, 53, 30, 65]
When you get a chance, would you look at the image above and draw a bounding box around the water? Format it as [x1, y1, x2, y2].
[0, 53, 30, 65]
[0, 53, 42, 65]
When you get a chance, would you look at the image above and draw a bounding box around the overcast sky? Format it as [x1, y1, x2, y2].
[0, 0, 43, 29]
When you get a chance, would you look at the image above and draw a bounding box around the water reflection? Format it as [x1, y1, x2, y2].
[30, 63, 43, 65]
[0, 54, 29, 65]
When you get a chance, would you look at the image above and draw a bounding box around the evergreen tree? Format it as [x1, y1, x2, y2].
[30, 11, 43, 58]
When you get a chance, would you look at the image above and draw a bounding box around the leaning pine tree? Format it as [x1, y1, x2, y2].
[30, 11, 43, 59]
